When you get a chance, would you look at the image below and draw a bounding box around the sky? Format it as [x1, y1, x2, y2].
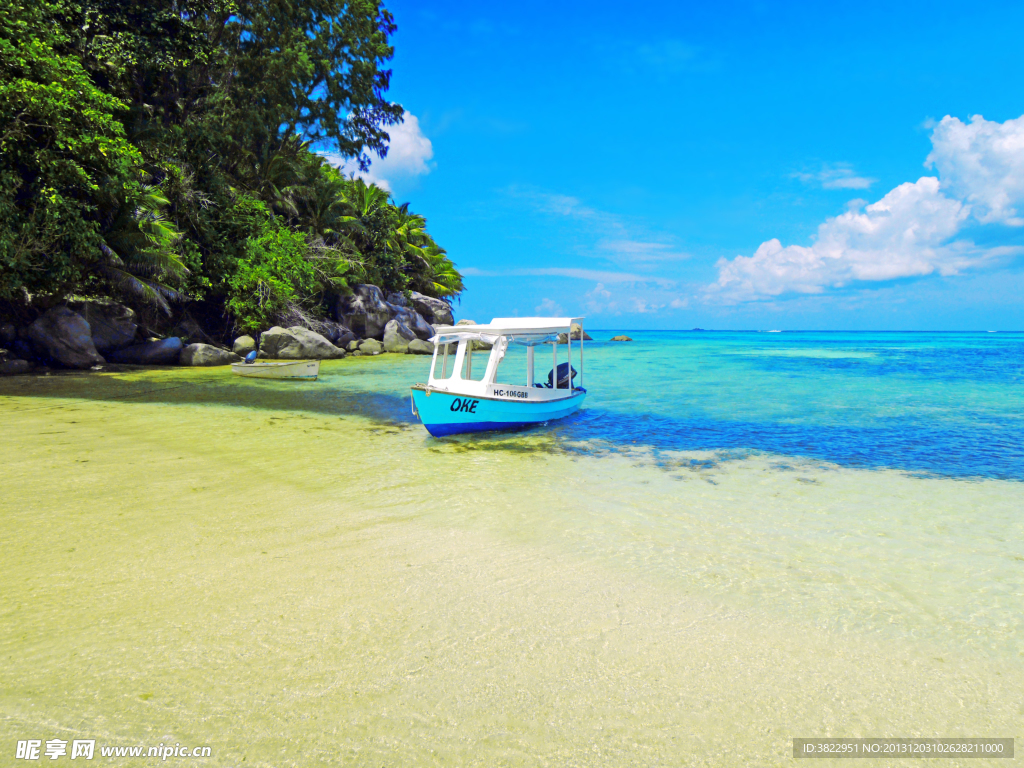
[335, 0, 1024, 330]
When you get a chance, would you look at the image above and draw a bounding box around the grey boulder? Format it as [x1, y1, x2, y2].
[69, 300, 137, 352]
[258, 326, 346, 359]
[383, 319, 417, 353]
[456, 319, 491, 351]
[407, 339, 434, 355]
[0, 359, 31, 375]
[387, 304, 434, 340]
[0, 323, 16, 346]
[358, 338, 382, 355]
[107, 337, 184, 365]
[315, 321, 356, 348]
[232, 335, 256, 356]
[180, 343, 241, 366]
[409, 292, 453, 325]
[27, 307, 105, 369]
[558, 323, 593, 343]
[337, 284, 390, 340]
[610, 335, 633, 341]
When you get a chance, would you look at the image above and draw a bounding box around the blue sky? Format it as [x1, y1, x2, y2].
[345, 0, 1024, 330]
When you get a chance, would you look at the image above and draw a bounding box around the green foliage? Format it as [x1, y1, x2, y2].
[0, 0, 461, 333]
[226, 224, 315, 334]
[0, 0, 143, 301]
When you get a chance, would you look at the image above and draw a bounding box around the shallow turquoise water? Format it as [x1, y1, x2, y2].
[328, 330, 1024, 480]
[2, 332, 1022, 765]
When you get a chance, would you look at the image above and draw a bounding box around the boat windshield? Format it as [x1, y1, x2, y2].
[427, 320, 585, 392]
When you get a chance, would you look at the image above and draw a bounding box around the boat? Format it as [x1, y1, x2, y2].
[230, 359, 320, 380]
[410, 317, 587, 437]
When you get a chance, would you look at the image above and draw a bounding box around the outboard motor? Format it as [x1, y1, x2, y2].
[547, 362, 577, 388]
[244, 350, 258, 364]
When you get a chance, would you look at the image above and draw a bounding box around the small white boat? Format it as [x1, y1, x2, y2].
[231, 359, 320, 380]
[411, 317, 587, 437]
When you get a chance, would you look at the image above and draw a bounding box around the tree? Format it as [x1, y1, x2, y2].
[0, 0, 144, 302]
[0, 0, 462, 336]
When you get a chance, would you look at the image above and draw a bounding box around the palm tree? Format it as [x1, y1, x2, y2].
[291, 159, 363, 244]
[419, 243, 464, 297]
[239, 134, 305, 218]
[97, 187, 188, 313]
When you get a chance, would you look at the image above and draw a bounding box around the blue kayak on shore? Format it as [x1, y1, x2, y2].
[410, 317, 588, 437]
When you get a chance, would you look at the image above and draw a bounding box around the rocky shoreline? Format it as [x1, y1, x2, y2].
[0, 284, 457, 375]
[0, 289, 609, 376]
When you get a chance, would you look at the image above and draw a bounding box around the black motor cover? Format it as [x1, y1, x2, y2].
[547, 362, 577, 388]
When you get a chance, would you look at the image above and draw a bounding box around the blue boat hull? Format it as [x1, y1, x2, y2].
[411, 388, 586, 437]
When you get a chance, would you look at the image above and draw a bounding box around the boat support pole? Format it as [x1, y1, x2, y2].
[552, 341, 558, 388]
[568, 332, 572, 392]
[580, 322, 584, 388]
[527, 345, 534, 387]
[442, 343, 448, 378]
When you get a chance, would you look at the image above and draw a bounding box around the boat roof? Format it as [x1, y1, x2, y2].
[433, 316, 583, 338]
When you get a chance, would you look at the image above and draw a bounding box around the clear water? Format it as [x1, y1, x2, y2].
[2, 332, 1022, 766]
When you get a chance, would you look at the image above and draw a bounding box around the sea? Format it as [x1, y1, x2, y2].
[1, 331, 1021, 766]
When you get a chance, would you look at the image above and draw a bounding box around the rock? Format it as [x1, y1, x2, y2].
[385, 292, 408, 308]
[337, 284, 391, 340]
[610, 335, 633, 341]
[407, 339, 434, 355]
[346, 339, 360, 352]
[27, 307, 105, 369]
[311, 320, 357, 349]
[180, 343, 242, 366]
[358, 338, 382, 355]
[387, 304, 434, 340]
[232, 335, 256, 356]
[68, 300, 137, 352]
[0, 323, 16, 346]
[383, 318, 417, 353]
[169, 313, 215, 345]
[258, 326, 346, 359]
[288, 326, 346, 359]
[107, 337, 184, 365]
[409, 291, 454, 325]
[557, 323, 593, 344]
[11, 338, 37, 362]
[0, 359, 31, 375]
[571, 323, 592, 341]
[455, 319, 491, 351]
[325, 321, 356, 347]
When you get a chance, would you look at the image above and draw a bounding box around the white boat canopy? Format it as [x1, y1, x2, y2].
[431, 317, 584, 344]
[426, 316, 587, 393]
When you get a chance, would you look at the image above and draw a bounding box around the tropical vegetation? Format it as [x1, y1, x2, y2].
[0, 0, 461, 336]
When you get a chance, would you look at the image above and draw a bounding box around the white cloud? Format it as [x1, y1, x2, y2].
[794, 163, 876, 190]
[505, 186, 687, 267]
[535, 298, 564, 315]
[321, 111, 433, 192]
[582, 281, 691, 316]
[584, 282, 613, 314]
[461, 266, 676, 287]
[598, 240, 691, 263]
[711, 114, 1024, 302]
[926, 114, 1024, 225]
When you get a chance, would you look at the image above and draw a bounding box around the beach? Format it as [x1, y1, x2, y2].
[2, 333, 1022, 765]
